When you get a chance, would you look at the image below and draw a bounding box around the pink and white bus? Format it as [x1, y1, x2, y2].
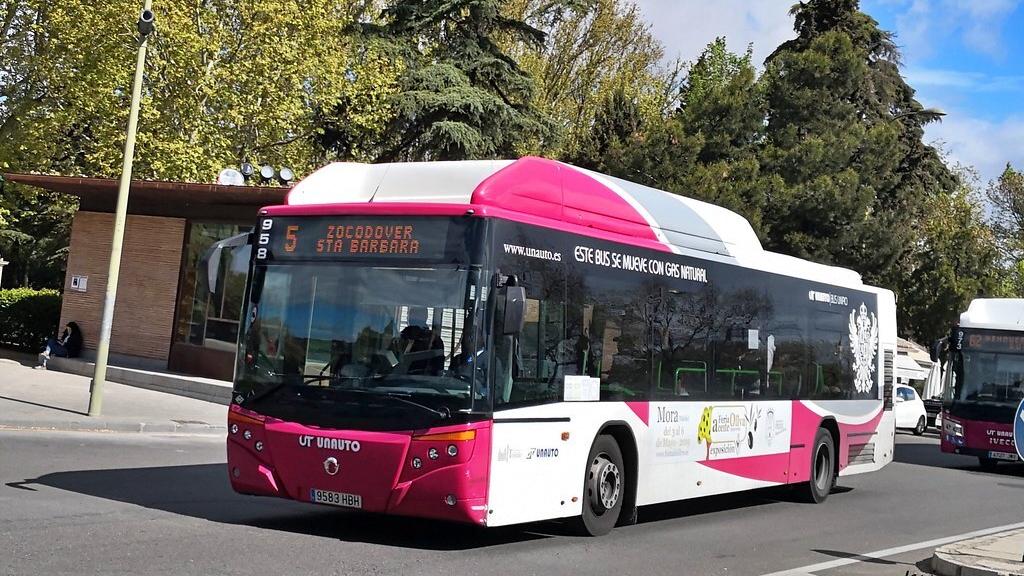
[226, 157, 896, 535]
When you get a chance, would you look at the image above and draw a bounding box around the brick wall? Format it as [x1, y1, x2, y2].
[60, 211, 185, 362]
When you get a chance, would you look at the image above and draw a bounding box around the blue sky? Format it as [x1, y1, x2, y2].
[634, 0, 1024, 186]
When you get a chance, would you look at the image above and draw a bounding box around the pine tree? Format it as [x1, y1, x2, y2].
[758, 0, 979, 340]
[340, 0, 553, 162]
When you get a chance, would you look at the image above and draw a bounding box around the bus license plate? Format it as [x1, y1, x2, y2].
[989, 451, 1019, 461]
[310, 489, 362, 508]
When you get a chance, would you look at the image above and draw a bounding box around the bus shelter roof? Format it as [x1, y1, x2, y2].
[2, 172, 288, 222]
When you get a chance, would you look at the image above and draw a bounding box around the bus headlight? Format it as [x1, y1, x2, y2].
[943, 418, 964, 437]
[428, 448, 439, 460]
[447, 444, 458, 457]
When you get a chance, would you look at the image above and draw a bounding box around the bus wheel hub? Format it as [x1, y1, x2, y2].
[589, 455, 620, 512]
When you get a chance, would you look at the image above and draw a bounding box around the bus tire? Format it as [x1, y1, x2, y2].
[979, 457, 999, 471]
[574, 434, 625, 536]
[799, 428, 835, 504]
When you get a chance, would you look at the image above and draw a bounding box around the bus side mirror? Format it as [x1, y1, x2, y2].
[502, 286, 527, 335]
[929, 338, 945, 363]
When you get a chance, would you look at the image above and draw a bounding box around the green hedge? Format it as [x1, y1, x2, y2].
[0, 288, 62, 351]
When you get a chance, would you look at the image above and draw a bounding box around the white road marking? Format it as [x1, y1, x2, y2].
[760, 521, 1024, 576]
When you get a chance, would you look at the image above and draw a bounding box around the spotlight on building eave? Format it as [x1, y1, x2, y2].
[279, 167, 294, 184]
[217, 168, 245, 186]
[239, 162, 255, 180]
[259, 165, 275, 182]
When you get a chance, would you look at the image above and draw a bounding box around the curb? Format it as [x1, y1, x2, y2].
[0, 419, 227, 435]
[47, 357, 233, 405]
[932, 533, 1024, 576]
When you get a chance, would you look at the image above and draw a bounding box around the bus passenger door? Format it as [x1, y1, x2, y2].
[485, 280, 586, 526]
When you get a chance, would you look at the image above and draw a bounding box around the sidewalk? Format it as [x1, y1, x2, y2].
[933, 529, 1024, 576]
[0, 357, 227, 435]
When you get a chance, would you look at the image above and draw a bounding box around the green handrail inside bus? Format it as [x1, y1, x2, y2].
[672, 363, 708, 393]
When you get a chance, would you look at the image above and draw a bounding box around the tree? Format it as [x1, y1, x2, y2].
[0, 183, 75, 289]
[574, 38, 770, 232]
[0, 0, 399, 288]
[673, 37, 770, 231]
[0, 0, 399, 181]
[987, 164, 1024, 296]
[761, 0, 956, 280]
[337, 0, 552, 162]
[900, 167, 1005, 342]
[505, 0, 670, 159]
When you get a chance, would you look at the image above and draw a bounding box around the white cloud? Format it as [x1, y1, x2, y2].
[926, 111, 1024, 185]
[888, 0, 1022, 60]
[632, 0, 795, 66]
[904, 67, 1024, 91]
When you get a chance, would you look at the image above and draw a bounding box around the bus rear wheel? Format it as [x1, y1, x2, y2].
[798, 428, 835, 504]
[574, 434, 625, 536]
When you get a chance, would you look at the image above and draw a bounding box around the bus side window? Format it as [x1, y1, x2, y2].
[493, 263, 567, 409]
[810, 310, 849, 399]
[651, 287, 710, 400]
[568, 270, 652, 401]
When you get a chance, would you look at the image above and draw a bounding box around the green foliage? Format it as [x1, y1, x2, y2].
[987, 164, 1024, 296]
[337, 0, 553, 162]
[0, 0, 398, 180]
[0, 287, 61, 350]
[0, 182, 76, 289]
[1, 0, 400, 288]
[575, 36, 769, 231]
[506, 0, 671, 158]
[899, 168, 1005, 341]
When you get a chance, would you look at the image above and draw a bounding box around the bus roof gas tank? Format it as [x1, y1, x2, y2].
[960, 299, 1024, 331]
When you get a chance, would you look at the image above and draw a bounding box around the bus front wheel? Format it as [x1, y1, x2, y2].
[979, 457, 999, 471]
[574, 434, 625, 536]
[798, 428, 835, 504]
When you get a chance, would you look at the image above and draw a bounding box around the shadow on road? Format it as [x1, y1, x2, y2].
[0, 395, 87, 416]
[895, 441, 1024, 479]
[638, 487, 787, 524]
[19, 463, 550, 550]
[12, 462, 822, 549]
[810, 549, 911, 567]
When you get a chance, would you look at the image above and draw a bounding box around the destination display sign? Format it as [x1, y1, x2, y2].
[254, 216, 452, 262]
[964, 331, 1024, 354]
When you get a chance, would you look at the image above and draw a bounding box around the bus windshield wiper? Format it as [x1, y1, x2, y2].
[336, 388, 450, 419]
[246, 373, 335, 404]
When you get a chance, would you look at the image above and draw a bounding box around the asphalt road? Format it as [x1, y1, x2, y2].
[2, 430, 1023, 576]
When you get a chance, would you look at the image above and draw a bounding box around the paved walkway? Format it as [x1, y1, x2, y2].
[933, 528, 1024, 576]
[0, 356, 227, 435]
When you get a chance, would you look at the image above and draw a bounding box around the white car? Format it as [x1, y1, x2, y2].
[894, 385, 928, 435]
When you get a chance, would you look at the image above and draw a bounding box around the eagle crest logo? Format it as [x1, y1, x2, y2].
[849, 303, 879, 394]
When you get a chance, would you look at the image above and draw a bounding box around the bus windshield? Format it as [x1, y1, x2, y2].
[950, 348, 1024, 404]
[234, 263, 489, 430]
[946, 328, 1024, 410]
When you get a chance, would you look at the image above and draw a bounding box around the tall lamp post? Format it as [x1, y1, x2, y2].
[89, 2, 156, 417]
